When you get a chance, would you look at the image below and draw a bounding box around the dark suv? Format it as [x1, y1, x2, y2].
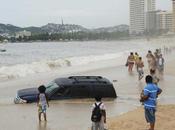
[14, 76, 117, 103]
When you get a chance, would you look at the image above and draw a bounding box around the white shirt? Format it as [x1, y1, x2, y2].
[92, 101, 106, 111]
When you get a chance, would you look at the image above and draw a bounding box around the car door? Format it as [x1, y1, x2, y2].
[70, 85, 91, 98]
[50, 86, 73, 100]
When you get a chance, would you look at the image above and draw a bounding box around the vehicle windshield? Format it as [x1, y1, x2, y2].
[45, 81, 59, 94]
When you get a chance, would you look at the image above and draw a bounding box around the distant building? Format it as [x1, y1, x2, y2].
[145, 11, 159, 33]
[172, 0, 175, 32]
[16, 30, 31, 38]
[129, 0, 145, 35]
[146, 0, 156, 12]
[156, 11, 173, 32]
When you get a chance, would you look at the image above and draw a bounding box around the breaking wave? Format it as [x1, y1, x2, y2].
[0, 52, 127, 80]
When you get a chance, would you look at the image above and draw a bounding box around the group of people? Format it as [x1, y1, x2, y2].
[125, 49, 164, 130]
[146, 49, 164, 75]
[126, 49, 165, 81]
[126, 52, 144, 80]
[36, 50, 164, 130]
[36, 78, 162, 130]
[36, 85, 107, 130]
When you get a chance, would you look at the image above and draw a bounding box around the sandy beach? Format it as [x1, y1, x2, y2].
[108, 105, 175, 130]
[106, 50, 175, 130]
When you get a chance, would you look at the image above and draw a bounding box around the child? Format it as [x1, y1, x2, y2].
[137, 57, 144, 80]
[91, 96, 106, 130]
[37, 85, 49, 121]
[150, 69, 159, 85]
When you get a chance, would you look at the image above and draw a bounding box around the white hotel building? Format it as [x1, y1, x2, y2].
[146, 0, 156, 11]
[129, 0, 145, 35]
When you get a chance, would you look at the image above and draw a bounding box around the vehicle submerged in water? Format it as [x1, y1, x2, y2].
[14, 76, 117, 103]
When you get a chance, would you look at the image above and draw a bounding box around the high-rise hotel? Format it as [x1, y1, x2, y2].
[145, 0, 156, 33]
[172, 0, 175, 32]
[146, 0, 156, 11]
[129, 0, 145, 35]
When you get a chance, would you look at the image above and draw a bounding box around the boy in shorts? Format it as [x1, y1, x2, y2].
[37, 85, 49, 121]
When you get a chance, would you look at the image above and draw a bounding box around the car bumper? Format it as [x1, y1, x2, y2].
[14, 94, 27, 104]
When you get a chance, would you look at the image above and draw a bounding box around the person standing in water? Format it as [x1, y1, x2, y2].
[157, 54, 164, 75]
[37, 85, 49, 121]
[91, 96, 106, 130]
[126, 52, 135, 72]
[146, 50, 154, 71]
[137, 57, 144, 80]
[134, 52, 140, 72]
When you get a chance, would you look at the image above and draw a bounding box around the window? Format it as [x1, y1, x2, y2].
[46, 81, 59, 94]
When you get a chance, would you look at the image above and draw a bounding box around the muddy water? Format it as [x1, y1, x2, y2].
[0, 59, 175, 130]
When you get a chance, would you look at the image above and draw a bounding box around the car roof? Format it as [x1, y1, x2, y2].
[54, 76, 111, 87]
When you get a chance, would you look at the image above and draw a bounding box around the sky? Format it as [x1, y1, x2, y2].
[0, 0, 172, 28]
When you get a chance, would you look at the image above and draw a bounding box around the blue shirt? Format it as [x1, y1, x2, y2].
[144, 83, 161, 109]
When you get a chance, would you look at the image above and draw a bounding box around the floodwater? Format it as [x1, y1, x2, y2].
[0, 62, 175, 130]
[0, 39, 175, 130]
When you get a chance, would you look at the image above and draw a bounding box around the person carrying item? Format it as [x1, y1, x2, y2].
[140, 75, 162, 130]
[37, 85, 49, 121]
[91, 96, 106, 130]
[137, 57, 144, 80]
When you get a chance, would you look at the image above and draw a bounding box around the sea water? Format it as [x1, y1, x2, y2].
[0, 39, 174, 80]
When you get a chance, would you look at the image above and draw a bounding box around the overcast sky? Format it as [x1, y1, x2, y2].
[0, 0, 172, 28]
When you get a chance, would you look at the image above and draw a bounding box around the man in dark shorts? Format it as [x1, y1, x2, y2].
[140, 75, 162, 130]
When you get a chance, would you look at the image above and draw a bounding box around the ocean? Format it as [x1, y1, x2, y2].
[0, 39, 173, 80]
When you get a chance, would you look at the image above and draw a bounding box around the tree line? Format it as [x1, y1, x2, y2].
[1, 31, 129, 42]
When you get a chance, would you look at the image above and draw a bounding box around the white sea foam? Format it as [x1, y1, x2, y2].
[0, 52, 127, 80]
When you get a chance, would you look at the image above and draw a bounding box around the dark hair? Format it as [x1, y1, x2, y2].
[135, 52, 138, 55]
[139, 57, 142, 60]
[130, 52, 133, 55]
[148, 50, 151, 53]
[145, 75, 153, 83]
[38, 85, 46, 93]
[150, 69, 155, 74]
[95, 96, 102, 101]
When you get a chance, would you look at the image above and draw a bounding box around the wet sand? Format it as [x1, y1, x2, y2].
[0, 50, 175, 130]
[108, 105, 175, 130]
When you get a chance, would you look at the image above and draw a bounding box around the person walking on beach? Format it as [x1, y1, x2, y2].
[134, 52, 139, 72]
[137, 57, 144, 80]
[140, 75, 162, 130]
[157, 54, 164, 75]
[150, 69, 159, 85]
[126, 52, 135, 72]
[91, 96, 106, 130]
[37, 85, 49, 121]
[146, 50, 153, 70]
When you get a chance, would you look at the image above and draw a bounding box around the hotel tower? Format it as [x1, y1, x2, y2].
[172, 0, 175, 32]
[129, 0, 145, 35]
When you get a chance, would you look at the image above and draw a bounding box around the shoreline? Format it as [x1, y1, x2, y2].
[105, 52, 175, 130]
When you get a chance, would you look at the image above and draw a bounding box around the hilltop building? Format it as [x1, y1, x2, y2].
[16, 30, 31, 38]
[129, 0, 145, 35]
